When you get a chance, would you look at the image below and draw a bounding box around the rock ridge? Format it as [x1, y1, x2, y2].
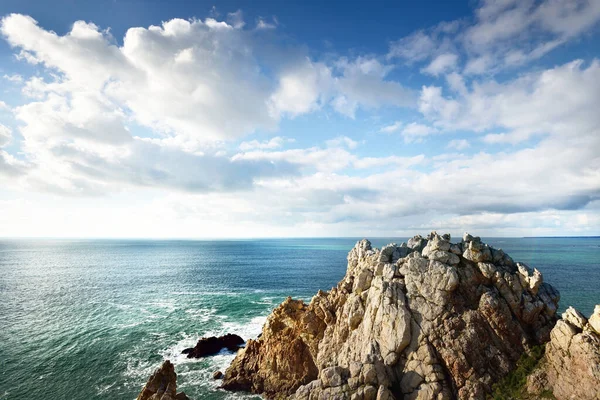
[221, 232, 562, 399]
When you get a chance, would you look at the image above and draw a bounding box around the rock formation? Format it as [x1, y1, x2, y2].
[527, 305, 600, 399]
[222, 233, 561, 399]
[137, 360, 189, 400]
[182, 333, 244, 358]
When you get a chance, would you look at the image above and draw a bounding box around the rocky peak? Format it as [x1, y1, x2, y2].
[137, 360, 189, 400]
[222, 232, 562, 399]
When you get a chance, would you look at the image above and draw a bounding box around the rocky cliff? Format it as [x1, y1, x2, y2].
[221, 233, 562, 399]
[527, 306, 600, 399]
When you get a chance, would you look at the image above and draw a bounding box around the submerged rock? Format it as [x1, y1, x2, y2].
[182, 334, 244, 358]
[222, 232, 562, 399]
[137, 360, 189, 400]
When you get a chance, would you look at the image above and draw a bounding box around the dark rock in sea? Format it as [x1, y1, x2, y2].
[182, 334, 244, 358]
[221, 232, 565, 399]
[213, 370, 223, 379]
[136, 360, 189, 400]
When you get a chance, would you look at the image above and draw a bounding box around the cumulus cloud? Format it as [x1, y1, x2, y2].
[388, 30, 437, 62]
[420, 59, 600, 142]
[269, 59, 330, 118]
[421, 53, 459, 76]
[0, 13, 416, 195]
[332, 57, 416, 118]
[388, 0, 600, 76]
[379, 121, 403, 134]
[401, 122, 438, 143]
[239, 136, 293, 151]
[0, 124, 11, 147]
[0, 8, 599, 237]
[447, 139, 470, 150]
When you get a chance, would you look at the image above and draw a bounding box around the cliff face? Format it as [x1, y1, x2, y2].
[222, 233, 561, 399]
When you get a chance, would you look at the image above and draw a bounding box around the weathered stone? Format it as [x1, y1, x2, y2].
[137, 360, 189, 400]
[590, 305, 600, 334]
[407, 235, 427, 252]
[562, 306, 587, 330]
[527, 305, 600, 400]
[223, 233, 561, 400]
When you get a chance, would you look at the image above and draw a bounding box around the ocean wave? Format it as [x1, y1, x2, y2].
[184, 307, 218, 322]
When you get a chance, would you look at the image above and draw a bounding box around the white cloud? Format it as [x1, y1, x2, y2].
[401, 122, 438, 143]
[420, 59, 600, 143]
[269, 59, 330, 118]
[0, 14, 417, 196]
[0, 9, 599, 237]
[462, 0, 600, 73]
[1, 14, 276, 144]
[239, 136, 292, 151]
[447, 138, 470, 150]
[332, 57, 415, 118]
[256, 17, 277, 30]
[379, 121, 403, 134]
[421, 53, 459, 76]
[325, 136, 359, 149]
[0, 124, 12, 147]
[388, 30, 436, 62]
[3, 73, 22, 83]
[227, 10, 245, 29]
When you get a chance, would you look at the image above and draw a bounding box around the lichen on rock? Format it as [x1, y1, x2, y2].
[221, 232, 564, 399]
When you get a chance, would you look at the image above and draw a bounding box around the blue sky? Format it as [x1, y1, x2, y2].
[0, 0, 599, 238]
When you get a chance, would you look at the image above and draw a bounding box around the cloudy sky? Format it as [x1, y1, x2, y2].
[0, 0, 599, 238]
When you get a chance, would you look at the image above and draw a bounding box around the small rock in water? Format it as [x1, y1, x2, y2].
[182, 333, 244, 358]
[136, 360, 189, 400]
[213, 370, 223, 379]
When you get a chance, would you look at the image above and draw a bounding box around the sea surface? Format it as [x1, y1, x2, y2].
[0, 237, 598, 400]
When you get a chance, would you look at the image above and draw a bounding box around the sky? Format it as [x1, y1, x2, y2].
[0, 0, 599, 238]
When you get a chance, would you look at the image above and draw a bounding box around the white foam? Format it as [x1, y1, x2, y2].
[220, 316, 266, 341]
[184, 307, 218, 322]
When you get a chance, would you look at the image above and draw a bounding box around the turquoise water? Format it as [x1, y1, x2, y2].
[0, 237, 598, 400]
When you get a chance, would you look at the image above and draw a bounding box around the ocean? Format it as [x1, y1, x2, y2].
[0, 237, 598, 400]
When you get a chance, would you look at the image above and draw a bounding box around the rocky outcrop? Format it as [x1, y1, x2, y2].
[182, 334, 244, 358]
[137, 360, 189, 400]
[527, 305, 600, 399]
[222, 233, 561, 399]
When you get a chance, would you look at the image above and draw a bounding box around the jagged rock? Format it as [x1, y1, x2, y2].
[213, 370, 223, 379]
[137, 360, 189, 400]
[182, 334, 244, 358]
[407, 235, 427, 252]
[526, 305, 600, 400]
[589, 305, 600, 334]
[562, 306, 587, 329]
[221, 297, 325, 397]
[222, 233, 560, 399]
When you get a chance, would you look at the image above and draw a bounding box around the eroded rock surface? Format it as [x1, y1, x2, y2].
[137, 360, 189, 400]
[527, 305, 600, 400]
[222, 233, 561, 399]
